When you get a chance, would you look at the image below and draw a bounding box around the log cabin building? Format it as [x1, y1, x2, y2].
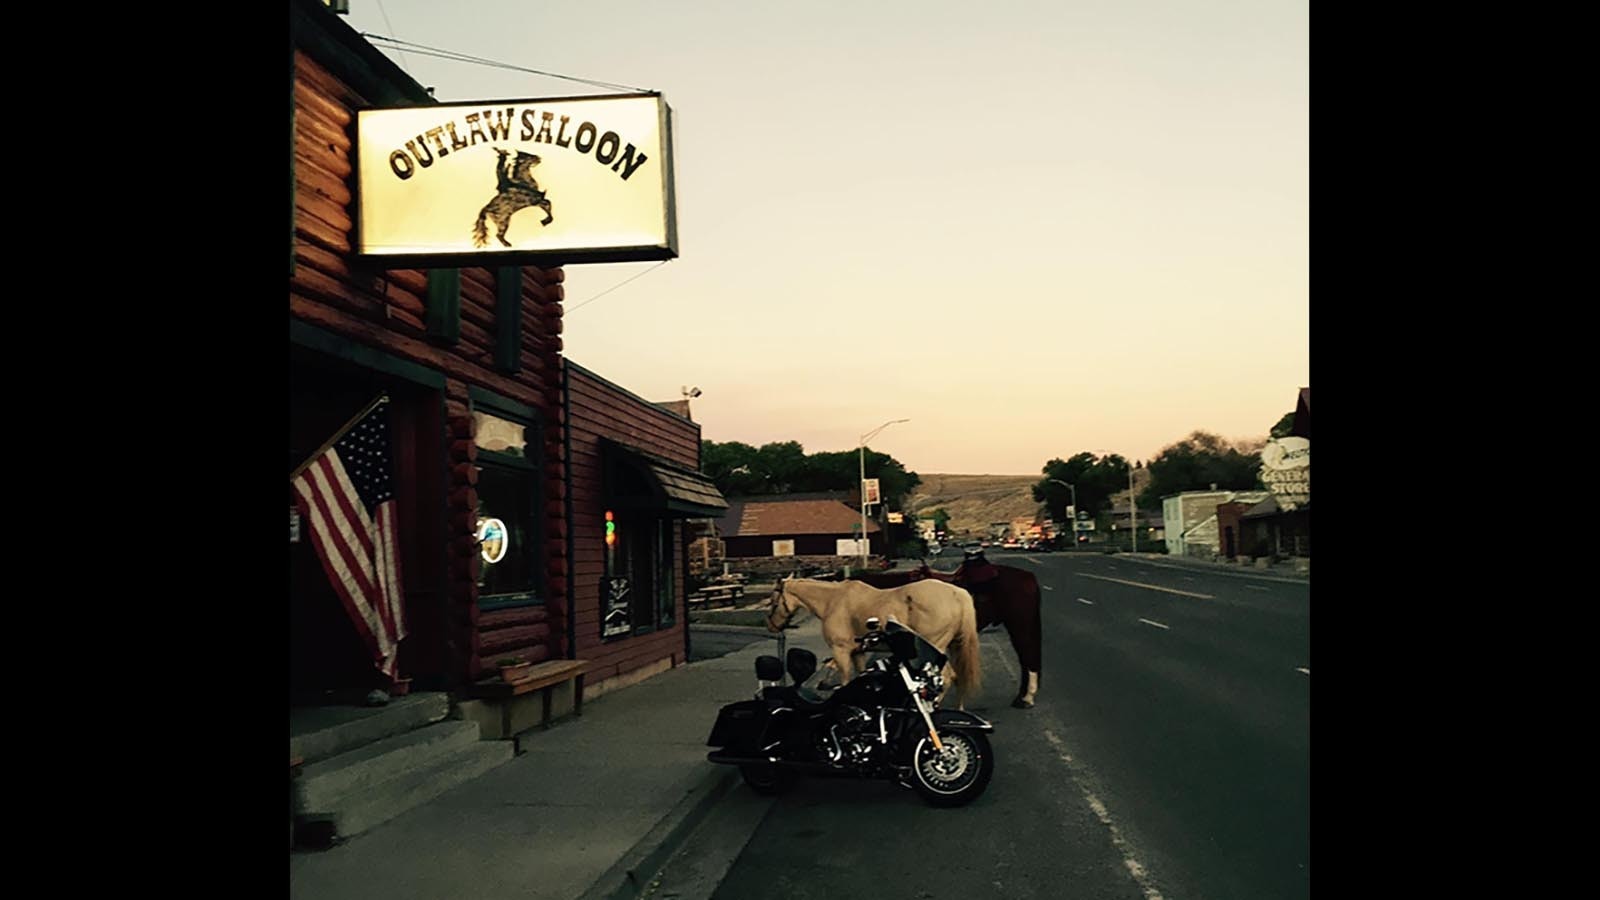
[290, 0, 720, 725]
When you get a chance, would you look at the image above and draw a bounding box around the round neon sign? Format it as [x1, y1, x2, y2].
[477, 517, 509, 564]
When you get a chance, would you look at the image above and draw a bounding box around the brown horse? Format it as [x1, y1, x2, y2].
[857, 555, 1042, 708]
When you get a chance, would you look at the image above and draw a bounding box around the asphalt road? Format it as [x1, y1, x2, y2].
[687, 551, 1309, 900]
[1010, 551, 1311, 900]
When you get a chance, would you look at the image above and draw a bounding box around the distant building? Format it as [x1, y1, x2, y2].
[1163, 490, 1271, 559]
[716, 495, 883, 559]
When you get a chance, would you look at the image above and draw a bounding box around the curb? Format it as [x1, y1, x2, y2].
[690, 624, 782, 636]
[573, 767, 740, 900]
[1116, 553, 1310, 584]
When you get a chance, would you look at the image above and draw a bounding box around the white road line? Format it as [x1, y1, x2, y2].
[1041, 584, 1055, 591]
[1080, 572, 1216, 600]
[1026, 556, 1045, 564]
[1247, 586, 1270, 592]
[1296, 667, 1310, 676]
[1043, 730, 1166, 900]
[1138, 618, 1170, 630]
[1077, 598, 1095, 605]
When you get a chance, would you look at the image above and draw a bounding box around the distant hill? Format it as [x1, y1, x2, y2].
[905, 469, 1156, 536]
[905, 474, 1043, 537]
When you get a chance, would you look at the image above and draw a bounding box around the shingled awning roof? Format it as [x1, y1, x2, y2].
[717, 497, 882, 538]
[601, 439, 728, 519]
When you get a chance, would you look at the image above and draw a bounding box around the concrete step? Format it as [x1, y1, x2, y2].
[290, 693, 449, 764]
[293, 720, 483, 813]
[300, 740, 514, 840]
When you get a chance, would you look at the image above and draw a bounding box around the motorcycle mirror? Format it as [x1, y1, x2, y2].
[866, 617, 880, 631]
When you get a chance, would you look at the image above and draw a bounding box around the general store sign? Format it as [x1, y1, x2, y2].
[356, 93, 678, 266]
[1259, 437, 1311, 511]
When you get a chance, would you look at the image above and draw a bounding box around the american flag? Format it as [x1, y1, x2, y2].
[291, 396, 407, 679]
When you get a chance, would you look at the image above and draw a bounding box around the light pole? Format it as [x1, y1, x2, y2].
[860, 418, 909, 568]
[1129, 464, 1137, 554]
[1047, 478, 1076, 545]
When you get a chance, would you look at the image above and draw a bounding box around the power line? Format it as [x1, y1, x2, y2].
[565, 262, 669, 314]
[372, 1, 411, 71]
[359, 33, 651, 94]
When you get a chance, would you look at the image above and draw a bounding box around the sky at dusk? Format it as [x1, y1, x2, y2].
[337, 0, 1309, 475]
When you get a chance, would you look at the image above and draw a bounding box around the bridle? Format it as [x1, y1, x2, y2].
[766, 578, 796, 632]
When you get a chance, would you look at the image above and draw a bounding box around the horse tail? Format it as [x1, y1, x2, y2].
[472, 206, 490, 247]
[951, 588, 983, 703]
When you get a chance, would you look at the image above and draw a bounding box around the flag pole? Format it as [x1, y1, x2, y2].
[290, 393, 390, 482]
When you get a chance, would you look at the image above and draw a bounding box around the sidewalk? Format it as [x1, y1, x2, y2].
[1110, 551, 1310, 582]
[289, 618, 831, 900]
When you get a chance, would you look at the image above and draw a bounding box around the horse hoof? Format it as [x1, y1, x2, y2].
[1011, 698, 1034, 709]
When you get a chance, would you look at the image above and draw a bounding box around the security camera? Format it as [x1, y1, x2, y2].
[684, 386, 702, 399]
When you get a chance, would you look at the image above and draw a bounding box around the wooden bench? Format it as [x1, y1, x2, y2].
[467, 659, 590, 739]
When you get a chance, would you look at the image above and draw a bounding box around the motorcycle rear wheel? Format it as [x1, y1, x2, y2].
[739, 763, 798, 795]
[909, 730, 994, 807]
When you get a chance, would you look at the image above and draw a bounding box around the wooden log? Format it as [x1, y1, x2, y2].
[293, 79, 353, 128]
[385, 305, 426, 335]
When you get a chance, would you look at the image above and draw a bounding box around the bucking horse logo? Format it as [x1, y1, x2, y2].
[472, 149, 554, 248]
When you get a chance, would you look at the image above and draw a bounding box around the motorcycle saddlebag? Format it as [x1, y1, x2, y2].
[707, 699, 770, 750]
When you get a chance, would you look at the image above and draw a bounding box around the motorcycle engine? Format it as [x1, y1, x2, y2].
[821, 706, 878, 766]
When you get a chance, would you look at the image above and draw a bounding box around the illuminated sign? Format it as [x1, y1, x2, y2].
[356, 94, 677, 266]
[477, 517, 508, 564]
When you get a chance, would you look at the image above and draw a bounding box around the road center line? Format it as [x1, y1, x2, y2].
[1138, 618, 1170, 630]
[1041, 584, 1055, 591]
[1026, 556, 1044, 564]
[1043, 729, 1166, 900]
[1247, 585, 1269, 591]
[1077, 598, 1094, 605]
[1296, 667, 1310, 676]
[1080, 572, 1215, 599]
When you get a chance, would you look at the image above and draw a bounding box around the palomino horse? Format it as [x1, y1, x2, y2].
[765, 577, 983, 708]
[857, 554, 1043, 708]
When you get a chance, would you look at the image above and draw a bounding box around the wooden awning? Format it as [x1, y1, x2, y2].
[601, 438, 729, 519]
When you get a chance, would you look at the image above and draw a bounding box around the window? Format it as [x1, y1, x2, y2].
[471, 401, 542, 611]
[603, 512, 675, 639]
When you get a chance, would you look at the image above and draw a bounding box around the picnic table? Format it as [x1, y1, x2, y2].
[688, 581, 745, 608]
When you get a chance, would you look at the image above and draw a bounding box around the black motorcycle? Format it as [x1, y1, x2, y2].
[706, 617, 996, 807]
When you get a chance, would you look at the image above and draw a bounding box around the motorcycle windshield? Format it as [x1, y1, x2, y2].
[884, 621, 947, 669]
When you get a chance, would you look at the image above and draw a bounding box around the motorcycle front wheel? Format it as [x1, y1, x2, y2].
[909, 730, 994, 807]
[739, 763, 798, 795]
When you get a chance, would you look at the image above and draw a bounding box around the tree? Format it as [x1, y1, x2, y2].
[699, 439, 921, 508]
[1136, 430, 1263, 510]
[1032, 452, 1132, 521]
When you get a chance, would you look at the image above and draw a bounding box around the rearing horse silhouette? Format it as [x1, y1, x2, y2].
[472, 149, 554, 248]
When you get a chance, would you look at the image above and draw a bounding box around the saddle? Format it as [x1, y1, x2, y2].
[904, 550, 1000, 591]
[955, 550, 1001, 589]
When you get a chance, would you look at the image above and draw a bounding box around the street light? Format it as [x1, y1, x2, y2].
[860, 418, 909, 568]
[1129, 463, 1138, 554]
[1047, 478, 1076, 546]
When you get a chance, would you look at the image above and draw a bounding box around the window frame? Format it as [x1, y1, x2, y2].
[468, 388, 545, 613]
